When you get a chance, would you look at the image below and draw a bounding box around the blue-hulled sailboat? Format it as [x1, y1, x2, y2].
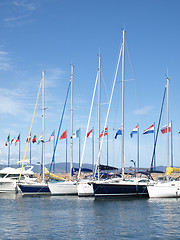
[92, 30, 154, 197]
[18, 71, 50, 195]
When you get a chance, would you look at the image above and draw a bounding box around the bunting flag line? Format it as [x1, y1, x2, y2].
[130, 125, 138, 138]
[87, 129, 93, 138]
[160, 122, 171, 134]
[32, 134, 37, 143]
[115, 128, 122, 139]
[15, 134, 20, 146]
[60, 130, 67, 140]
[99, 127, 108, 138]
[49, 131, 55, 142]
[143, 124, 154, 135]
[71, 129, 80, 139]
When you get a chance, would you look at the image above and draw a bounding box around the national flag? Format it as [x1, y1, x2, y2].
[32, 134, 37, 143]
[143, 124, 154, 135]
[37, 133, 43, 144]
[160, 122, 171, 134]
[11, 137, 15, 144]
[5, 134, 10, 146]
[115, 128, 122, 139]
[15, 134, 20, 146]
[71, 129, 80, 139]
[99, 127, 108, 138]
[49, 131, 55, 142]
[87, 129, 93, 138]
[60, 130, 67, 140]
[130, 125, 138, 138]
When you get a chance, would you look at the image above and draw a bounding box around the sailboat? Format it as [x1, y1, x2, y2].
[48, 65, 78, 195]
[92, 30, 154, 198]
[77, 55, 102, 197]
[147, 77, 180, 198]
[18, 71, 50, 195]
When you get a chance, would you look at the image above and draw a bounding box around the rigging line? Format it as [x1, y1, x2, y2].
[150, 86, 166, 171]
[169, 80, 178, 124]
[48, 80, 71, 176]
[101, 70, 110, 103]
[125, 40, 136, 81]
[125, 39, 142, 123]
[78, 70, 99, 179]
[19, 79, 42, 181]
[94, 44, 123, 176]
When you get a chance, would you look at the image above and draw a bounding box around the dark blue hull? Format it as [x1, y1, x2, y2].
[18, 183, 50, 195]
[93, 183, 149, 198]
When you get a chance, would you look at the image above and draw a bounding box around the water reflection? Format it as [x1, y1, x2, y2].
[0, 192, 19, 199]
[0, 194, 180, 239]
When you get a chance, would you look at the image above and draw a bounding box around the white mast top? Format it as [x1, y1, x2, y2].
[98, 55, 101, 179]
[166, 76, 170, 169]
[70, 65, 74, 180]
[121, 30, 125, 179]
[42, 70, 45, 182]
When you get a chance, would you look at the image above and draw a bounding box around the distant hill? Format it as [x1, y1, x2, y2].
[0, 162, 93, 173]
[0, 163, 179, 174]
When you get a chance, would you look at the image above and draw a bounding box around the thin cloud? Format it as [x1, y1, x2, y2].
[4, 14, 32, 23]
[0, 88, 30, 116]
[13, 0, 36, 11]
[3, 0, 38, 26]
[133, 106, 153, 115]
[0, 51, 11, 70]
[45, 68, 66, 88]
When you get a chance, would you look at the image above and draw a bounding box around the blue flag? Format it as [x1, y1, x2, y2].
[115, 128, 122, 139]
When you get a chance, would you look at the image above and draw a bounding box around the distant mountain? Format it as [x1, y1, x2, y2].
[1, 163, 178, 174]
[45, 162, 93, 173]
[0, 162, 93, 173]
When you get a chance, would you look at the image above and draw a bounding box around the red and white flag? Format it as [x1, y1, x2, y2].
[86, 129, 93, 138]
[15, 134, 20, 146]
[99, 127, 107, 138]
[160, 122, 171, 134]
[11, 138, 15, 144]
[49, 131, 55, 142]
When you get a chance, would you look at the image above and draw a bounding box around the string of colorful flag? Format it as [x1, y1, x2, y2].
[4, 122, 173, 147]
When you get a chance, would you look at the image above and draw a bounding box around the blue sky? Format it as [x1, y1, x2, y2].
[0, 0, 180, 170]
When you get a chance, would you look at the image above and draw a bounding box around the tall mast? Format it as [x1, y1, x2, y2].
[121, 30, 125, 179]
[70, 65, 74, 179]
[42, 70, 45, 182]
[98, 55, 101, 179]
[166, 76, 170, 169]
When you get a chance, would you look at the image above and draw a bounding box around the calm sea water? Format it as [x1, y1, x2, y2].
[0, 194, 180, 239]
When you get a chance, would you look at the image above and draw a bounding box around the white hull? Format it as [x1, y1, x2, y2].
[78, 181, 94, 197]
[0, 179, 17, 193]
[48, 181, 78, 195]
[0, 166, 36, 193]
[147, 181, 180, 198]
[77, 177, 125, 197]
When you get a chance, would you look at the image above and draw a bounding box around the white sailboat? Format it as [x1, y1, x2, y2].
[147, 77, 180, 198]
[48, 65, 78, 195]
[92, 30, 154, 197]
[77, 55, 101, 197]
[18, 71, 50, 195]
